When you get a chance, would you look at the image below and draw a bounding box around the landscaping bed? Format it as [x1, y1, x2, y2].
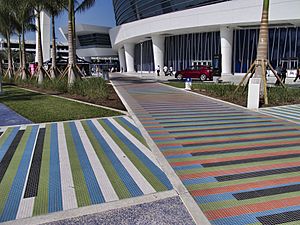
[0, 85, 123, 123]
[165, 81, 300, 107]
[11, 77, 126, 111]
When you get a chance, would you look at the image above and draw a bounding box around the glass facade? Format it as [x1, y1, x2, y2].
[134, 40, 155, 72]
[233, 27, 300, 73]
[164, 32, 220, 71]
[113, 0, 231, 25]
[77, 33, 112, 48]
[130, 27, 300, 74]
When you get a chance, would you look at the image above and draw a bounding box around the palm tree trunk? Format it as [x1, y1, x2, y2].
[37, 10, 44, 84]
[254, 0, 269, 95]
[50, 14, 57, 79]
[72, 7, 76, 62]
[68, 0, 76, 85]
[21, 24, 27, 80]
[6, 31, 13, 79]
[18, 34, 22, 71]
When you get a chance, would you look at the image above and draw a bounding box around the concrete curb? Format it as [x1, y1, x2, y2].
[111, 79, 211, 225]
[2, 190, 178, 225]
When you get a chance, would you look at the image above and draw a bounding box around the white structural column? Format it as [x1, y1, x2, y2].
[35, 11, 51, 62]
[118, 47, 126, 72]
[124, 43, 135, 72]
[152, 35, 165, 70]
[220, 26, 233, 76]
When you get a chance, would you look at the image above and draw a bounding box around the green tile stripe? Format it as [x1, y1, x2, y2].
[187, 171, 300, 191]
[0, 126, 31, 214]
[81, 120, 131, 199]
[176, 156, 300, 175]
[64, 122, 91, 207]
[163, 137, 300, 155]
[201, 190, 300, 212]
[33, 124, 51, 216]
[0, 128, 13, 148]
[114, 117, 148, 148]
[158, 131, 300, 145]
[98, 120, 167, 192]
[168, 146, 300, 163]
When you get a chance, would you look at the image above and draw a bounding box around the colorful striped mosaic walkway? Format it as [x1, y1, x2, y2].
[112, 76, 300, 225]
[0, 116, 172, 223]
[260, 104, 300, 124]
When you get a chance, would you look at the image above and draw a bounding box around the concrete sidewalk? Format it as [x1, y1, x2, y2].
[111, 73, 300, 225]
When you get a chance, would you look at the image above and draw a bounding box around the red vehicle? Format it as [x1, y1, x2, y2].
[175, 65, 213, 81]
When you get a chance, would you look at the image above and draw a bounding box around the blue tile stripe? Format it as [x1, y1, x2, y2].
[69, 122, 105, 204]
[86, 120, 143, 197]
[118, 117, 143, 136]
[0, 125, 38, 222]
[103, 119, 173, 190]
[48, 123, 62, 213]
[0, 127, 20, 162]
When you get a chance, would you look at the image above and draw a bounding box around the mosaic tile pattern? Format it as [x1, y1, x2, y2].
[113, 78, 300, 225]
[260, 104, 300, 124]
[0, 116, 172, 223]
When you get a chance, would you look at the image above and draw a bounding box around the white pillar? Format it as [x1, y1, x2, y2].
[124, 43, 135, 72]
[118, 47, 126, 72]
[220, 26, 233, 76]
[152, 35, 165, 71]
[35, 11, 51, 63]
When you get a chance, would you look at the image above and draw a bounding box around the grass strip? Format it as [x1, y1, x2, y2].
[0, 86, 122, 123]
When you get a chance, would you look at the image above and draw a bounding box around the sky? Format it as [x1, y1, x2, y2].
[26, 0, 116, 42]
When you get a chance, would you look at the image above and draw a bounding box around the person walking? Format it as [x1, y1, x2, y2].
[294, 67, 300, 82]
[281, 64, 287, 84]
[163, 65, 168, 76]
[275, 65, 282, 86]
[156, 65, 160, 76]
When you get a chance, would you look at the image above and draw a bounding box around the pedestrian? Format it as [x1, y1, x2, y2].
[163, 65, 168, 76]
[281, 64, 287, 84]
[294, 67, 300, 82]
[156, 65, 160, 76]
[169, 66, 173, 76]
[275, 65, 282, 86]
[121, 67, 124, 73]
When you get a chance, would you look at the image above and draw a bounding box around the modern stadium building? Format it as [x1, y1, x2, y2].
[109, 0, 300, 79]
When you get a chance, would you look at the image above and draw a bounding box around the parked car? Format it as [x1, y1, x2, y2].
[175, 65, 213, 81]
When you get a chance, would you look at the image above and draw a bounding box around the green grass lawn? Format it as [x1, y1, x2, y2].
[0, 86, 123, 123]
[164, 81, 300, 107]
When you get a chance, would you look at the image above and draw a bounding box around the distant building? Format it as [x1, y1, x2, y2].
[60, 24, 118, 68]
[109, 0, 300, 77]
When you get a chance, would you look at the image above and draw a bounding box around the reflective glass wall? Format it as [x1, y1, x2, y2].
[134, 40, 155, 72]
[113, 0, 231, 25]
[164, 32, 221, 71]
[233, 27, 300, 73]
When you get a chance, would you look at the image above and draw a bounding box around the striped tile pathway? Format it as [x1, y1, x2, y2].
[112, 75, 300, 225]
[260, 104, 300, 124]
[0, 116, 172, 223]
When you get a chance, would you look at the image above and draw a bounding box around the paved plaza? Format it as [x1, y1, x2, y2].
[0, 116, 173, 223]
[111, 73, 300, 225]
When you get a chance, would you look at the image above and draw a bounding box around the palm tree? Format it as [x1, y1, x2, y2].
[13, 0, 35, 80]
[0, 0, 18, 79]
[29, 0, 49, 84]
[254, 0, 270, 99]
[44, 0, 67, 79]
[67, 0, 95, 85]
